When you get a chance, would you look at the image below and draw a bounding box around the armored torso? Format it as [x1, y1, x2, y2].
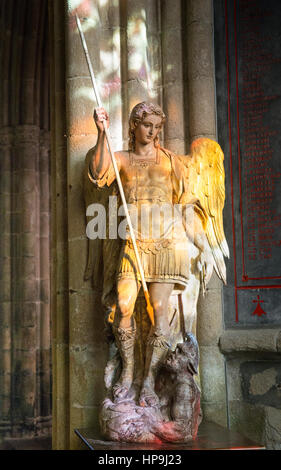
[118, 149, 184, 243]
[120, 149, 174, 205]
[88, 146, 191, 290]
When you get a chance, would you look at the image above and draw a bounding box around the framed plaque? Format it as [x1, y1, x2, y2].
[214, 0, 281, 327]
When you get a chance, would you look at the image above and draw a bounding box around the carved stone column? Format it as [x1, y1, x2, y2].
[186, 0, 217, 141]
[0, 124, 51, 440]
[49, 0, 69, 450]
[186, 0, 228, 426]
[10, 125, 51, 435]
[38, 130, 51, 427]
[11, 125, 40, 435]
[0, 0, 51, 443]
[0, 127, 13, 440]
[161, 0, 186, 154]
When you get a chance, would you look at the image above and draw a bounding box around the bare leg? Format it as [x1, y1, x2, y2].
[139, 282, 174, 407]
[112, 278, 140, 401]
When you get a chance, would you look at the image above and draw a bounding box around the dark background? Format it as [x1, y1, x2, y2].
[214, 0, 281, 327]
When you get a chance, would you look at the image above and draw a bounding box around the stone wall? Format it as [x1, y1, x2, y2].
[1, 0, 278, 450]
[220, 330, 281, 449]
[214, 0, 281, 449]
[0, 0, 51, 442]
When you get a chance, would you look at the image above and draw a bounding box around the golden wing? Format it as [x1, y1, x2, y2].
[185, 138, 229, 284]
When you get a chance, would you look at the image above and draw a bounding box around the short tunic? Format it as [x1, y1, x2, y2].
[117, 224, 190, 291]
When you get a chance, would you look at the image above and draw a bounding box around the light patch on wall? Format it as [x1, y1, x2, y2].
[68, 0, 99, 30]
[129, 52, 146, 74]
[68, 0, 84, 11]
[68, 0, 92, 15]
[98, 0, 108, 7]
[75, 86, 96, 103]
[126, 10, 159, 100]
[112, 28, 121, 50]
[249, 368, 277, 396]
[78, 17, 99, 32]
[74, 81, 121, 102]
[128, 17, 147, 45]
[150, 71, 159, 83]
[100, 50, 120, 72]
[128, 11, 148, 77]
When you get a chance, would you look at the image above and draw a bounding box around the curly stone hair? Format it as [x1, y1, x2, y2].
[128, 102, 166, 151]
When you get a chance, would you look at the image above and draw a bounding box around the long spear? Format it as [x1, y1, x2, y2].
[75, 15, 155, 326]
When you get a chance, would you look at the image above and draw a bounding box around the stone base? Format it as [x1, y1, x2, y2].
[75, 420, 265, 450]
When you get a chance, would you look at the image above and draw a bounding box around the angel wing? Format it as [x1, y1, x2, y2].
[84, 148, 122, 315]
[183, 138, 229, 284]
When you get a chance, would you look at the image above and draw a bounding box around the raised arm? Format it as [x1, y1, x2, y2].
[89, 107, 111, 179]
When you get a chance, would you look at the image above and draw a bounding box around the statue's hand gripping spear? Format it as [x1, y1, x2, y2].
[75, 15, 155, 326]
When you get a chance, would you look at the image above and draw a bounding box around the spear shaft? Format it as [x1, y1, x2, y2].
[75, 15, 155, 326]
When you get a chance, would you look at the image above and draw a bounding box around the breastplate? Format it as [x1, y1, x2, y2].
[121, 151, 174, 205]
[119, 152, 183, 241]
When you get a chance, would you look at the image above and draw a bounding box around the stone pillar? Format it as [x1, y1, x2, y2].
[49, 0, 69, 450]
[0, 123, 51, 439]
[12, 125, 40, 435]
[11, 124, 48, 435]
[120, 0, 161, 144]
[186, 0, 217, 142]
[0, 0, 51, 442]
[38, 130, 52, 425]
[186, 0, 227, 426]
[125, 0, 160, 106]
[161, 0, 186, 153]
[0, 127, 13, 440]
